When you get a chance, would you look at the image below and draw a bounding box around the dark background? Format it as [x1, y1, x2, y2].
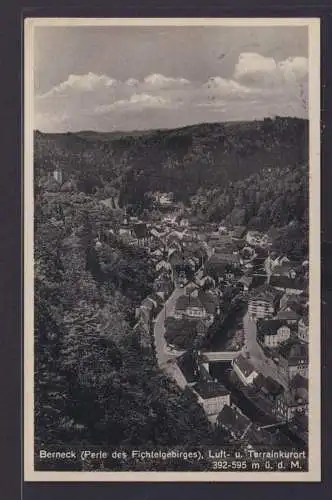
[0, 1, 330, 499]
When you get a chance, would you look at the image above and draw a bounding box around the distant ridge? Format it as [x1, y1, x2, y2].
[34, 116, 308, 138]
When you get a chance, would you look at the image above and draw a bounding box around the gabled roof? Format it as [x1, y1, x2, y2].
[177, 351, 199, 383]
[276, 309, 300, 321]
[175, 295, 203, 311]
[233, 354, 256, 377]
[270, 275, 305, 291]
[141, 297, 156, 310]
[194, 380, 230, 399]
[257, 319, 289, 337]
[239, 275, 253, 287]
[249, 284, 281, 303]
[254, 373, 284, 396]
[232, 226, 247, 239]
[217, 405, 251, 433]
[272, 263, 299, 276]
[208, 254, 240, 265]
[278, 340, 308, 364]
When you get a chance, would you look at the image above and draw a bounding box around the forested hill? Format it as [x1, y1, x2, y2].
[34, 116, 308, 205]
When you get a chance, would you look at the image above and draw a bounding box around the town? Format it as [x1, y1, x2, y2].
[94, 189, 309, 448]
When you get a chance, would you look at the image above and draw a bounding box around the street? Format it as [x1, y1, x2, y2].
[153, 285, 184, 368]
[243, 313, 288, 389]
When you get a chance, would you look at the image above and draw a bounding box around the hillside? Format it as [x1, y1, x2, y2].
[34, 116, 308, 207]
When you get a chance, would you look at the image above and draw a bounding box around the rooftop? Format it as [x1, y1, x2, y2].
[194, 380, 230, 399]
[257, 319, 290, 337]
[208, 254, 240, 265]
[177, 352, 199, 384]
[278, 340, 309, 364]
[276, 309, 300, 321]
[233, 354, 256, 377]
[270, 275, 305, 291]
[175, 295, 203, 311]
[231, 226, 247, 239]
[217, 405, 251, 432]
[249, 284, 282, 303]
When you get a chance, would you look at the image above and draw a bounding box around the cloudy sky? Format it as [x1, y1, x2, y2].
[34, 24, 309, 132]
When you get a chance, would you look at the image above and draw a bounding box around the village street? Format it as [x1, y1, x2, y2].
[153, 285, 184, 368]
[243, 313, 288, 389]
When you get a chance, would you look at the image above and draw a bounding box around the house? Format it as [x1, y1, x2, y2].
[169, 251, 183, 268]
[275, 308, 300, 325]
[150, 248, 164, 260]
[205, 254, 241, 277]
[271, 263, 299, 279]
[246, 231, 264, 246]
[135, 296, 158, 330]
[257, 319, 291, 348]
[275, 374, 308, 421]
[153, 272, 173, 300]
[238, 275, 253, 293]
[277, 340, 309, 380]
[217, 405, 252, 440]
[179, 218, 190, 227]
[133, 223, 151, 247]
[193, 380, 231, 416]
[177, 351, 200, 386]
[155, 259, 172, 273]
[133, 320, 153, 350]
[253, 374, 285, 402]
[269, 275, 305, 295]
[248, 286, 281, 320]
[173, 290, 219, 324]
[195, 275, 216, 290]
[279, 293, 308, 316]
[297, 315, 309, 343]
[197, 290, 220, 319]
[218, 225, 228, 235]
[119, 225, 134, 238]
[214, 242, 238, 255]
[232, 354, 259, 385]
[231, 226, 247, 240]
[174, 295, 206, 320]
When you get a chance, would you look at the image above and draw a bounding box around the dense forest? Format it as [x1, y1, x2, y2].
[35, 116, 308, 205]
[34, 191, 217, 470]
[34, 117, 309, 469]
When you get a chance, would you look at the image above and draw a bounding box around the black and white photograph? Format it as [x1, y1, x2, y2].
[24, 18, 321, 481]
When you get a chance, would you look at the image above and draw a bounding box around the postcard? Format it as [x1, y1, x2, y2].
[24, 17, 321, 481]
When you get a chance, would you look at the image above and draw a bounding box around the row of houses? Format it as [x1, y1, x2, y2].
[176, 350, 307, 443]
[231, 352, 308, 431]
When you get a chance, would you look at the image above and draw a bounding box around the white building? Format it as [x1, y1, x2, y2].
[193, 380, 231, 416]
[232, 354, 259, 386]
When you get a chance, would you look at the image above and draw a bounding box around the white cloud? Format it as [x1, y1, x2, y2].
[125, 78, 140, 86]
[94, 93, 169, 114]
[233, 52, 308, 87]
[37, 72, 118, 98]
[278, 56, 308, 83]
[203, 76, 253, 96]
[143, 73, 190, 87]
[34, 58, 308, 132]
